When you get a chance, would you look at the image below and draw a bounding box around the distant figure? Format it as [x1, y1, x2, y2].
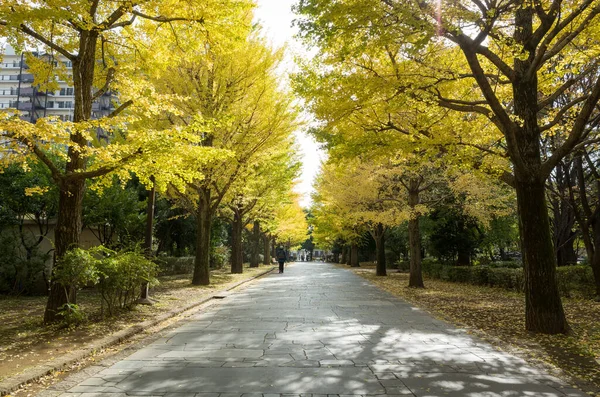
[276, 246, 287, 274]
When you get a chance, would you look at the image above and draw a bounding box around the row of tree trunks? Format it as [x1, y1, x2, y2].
[193, 189, 212, 285]
[230, 208, 244, 274]
[408, 179, 424, 288]
[263, 233, 271, 265]
[250, 221, 260, 268]
[372, 223, 387, 276]
[350, 244, 359, 267]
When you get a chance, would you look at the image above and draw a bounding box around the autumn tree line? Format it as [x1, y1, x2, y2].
[294, 0, 600, 335]
[0, 1, 307, 323]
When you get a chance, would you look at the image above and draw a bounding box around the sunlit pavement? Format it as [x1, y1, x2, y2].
[46, 262, 585, 397]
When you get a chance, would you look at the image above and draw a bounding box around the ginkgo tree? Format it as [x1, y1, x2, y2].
[294, 0, 600, 334]
[0, 0, 248, 323]
[220, 142, 301, 274]
[142, 20, 299, 285]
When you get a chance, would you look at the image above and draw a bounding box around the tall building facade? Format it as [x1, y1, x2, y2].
[0, 44, 113, 123]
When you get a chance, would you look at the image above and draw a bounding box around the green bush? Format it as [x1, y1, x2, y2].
[487, 267, 524, 292]
[156, 256, 195, 276]
[422, 258, 444, 278]
[418, 259, 595, 298]
[54, 246, 158, 319]
[96, 249, 158, 316]
[395, 260, 410, 272]
[210, 245, 230, 269]
[440, 266, 473, 283]
[556, 265, 595, 298]
[489, 260, 523, 269]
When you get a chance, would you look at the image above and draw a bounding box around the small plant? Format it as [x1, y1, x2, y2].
[56, 303, 87, 328]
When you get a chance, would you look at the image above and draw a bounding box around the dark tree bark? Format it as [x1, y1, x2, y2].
[569, 155, 600, 299]
[372, 223, 387, 276]
[230, 208, 244, 274]
[456, 250, 471, 267]
[407, 178, 424, 288]
[263, 233, 271, 265]
[250, 221, 260, 268]
[549, 162, 578, 267]
[139, 178, 156, 303]
[44, 32, 98, 323]
[341, 246, 348, 265]
[193, 189, 212, 285]
[516, 179, 568, 333]
[350, 244, 359, 267]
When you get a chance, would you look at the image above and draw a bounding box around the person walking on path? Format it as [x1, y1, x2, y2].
[276, 246, 287, 273]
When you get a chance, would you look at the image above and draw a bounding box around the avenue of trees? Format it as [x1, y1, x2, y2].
[0, 0, 307, 323]
[294, 0, 600, 334]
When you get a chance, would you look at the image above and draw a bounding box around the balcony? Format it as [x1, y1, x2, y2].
[92, 103, 112, 111]
[19, 115, 37, 123]
[0, 62, 26, 69]
[19, 87, 55, 96]
[19, 74, 34, 83]
[16, 102, 34, 111]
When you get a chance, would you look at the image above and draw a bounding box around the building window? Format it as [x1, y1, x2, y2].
[60, 87, 74, 96]
[64, 61, 72, 68]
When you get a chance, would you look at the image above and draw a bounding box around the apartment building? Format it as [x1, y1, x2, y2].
[0, 44, 113, 123]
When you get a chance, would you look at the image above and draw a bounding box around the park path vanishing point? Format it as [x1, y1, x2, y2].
[48, 262, 585, 397]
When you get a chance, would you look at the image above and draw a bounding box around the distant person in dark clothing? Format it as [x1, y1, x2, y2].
[276, 246, 287, 273]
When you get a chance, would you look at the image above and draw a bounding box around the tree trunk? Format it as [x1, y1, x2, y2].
[457, 250, 471, 266]
[341, 246, 348, 265]
[263, 233, 271, 265]
[516, 180, 569, 334]
[140, 178, 156, 302]
[508, 4, 569, 334]
[350, 244, 359, 267]
[373, 223, 387, 276]
[44, 32, 97, 323]
[192, 189, 212, 285]
[590, 216, 600, 299]
[250, 221, 260, 268]
[230, 209, 244, 274]
[408, 180, 424, 288]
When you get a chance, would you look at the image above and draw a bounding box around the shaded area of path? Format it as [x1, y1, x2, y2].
[50, 262, 584, 397]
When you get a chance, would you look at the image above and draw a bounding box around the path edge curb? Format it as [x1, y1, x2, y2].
[0, 266, 276, 396]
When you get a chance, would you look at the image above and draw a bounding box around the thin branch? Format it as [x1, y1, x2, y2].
[64, 148, 143, 181]
[91, 67, 115, 101]
[108, 100, 133, 118]
[17, 24, 76, 60]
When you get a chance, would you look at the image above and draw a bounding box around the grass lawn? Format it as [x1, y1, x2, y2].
[349, 265, 600, 396]
[0, 264, 273, 382]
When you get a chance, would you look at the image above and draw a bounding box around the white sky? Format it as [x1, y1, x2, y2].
[254, 0, 325, 208]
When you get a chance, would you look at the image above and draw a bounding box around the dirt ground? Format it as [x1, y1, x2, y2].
[349, 265, 600, 396]
[0, 265, 273, 384]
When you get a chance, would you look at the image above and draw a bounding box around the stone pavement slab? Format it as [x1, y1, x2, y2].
[50, 262, 587, 397]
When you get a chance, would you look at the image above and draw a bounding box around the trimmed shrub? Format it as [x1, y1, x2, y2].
[489, 260, 523, 269]
[440, 266, 473, 283]
[557, 265, 595, 298]
[487, 268, 524, 292]
[422, 258, 444, 278]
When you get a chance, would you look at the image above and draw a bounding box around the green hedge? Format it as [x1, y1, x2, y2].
[421, 260, 595, 298]
[556, 265, 596, 298]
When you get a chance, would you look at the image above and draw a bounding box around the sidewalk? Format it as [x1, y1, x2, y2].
[44, 262, 585, 397]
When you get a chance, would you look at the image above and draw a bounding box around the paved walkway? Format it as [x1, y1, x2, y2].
[53, 262, 584, 397]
